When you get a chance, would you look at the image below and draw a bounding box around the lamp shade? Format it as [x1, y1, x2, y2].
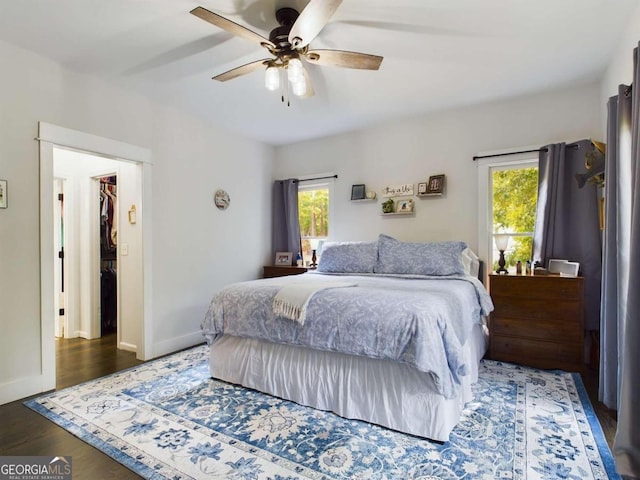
[494, 234, 510, 251]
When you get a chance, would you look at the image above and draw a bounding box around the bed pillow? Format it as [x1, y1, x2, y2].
[461, 247, 480, 278]
[317, 241, 378, 273]
[375, 234, 467, 276]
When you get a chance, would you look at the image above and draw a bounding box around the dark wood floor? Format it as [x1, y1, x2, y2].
[581, 365, 618, 448]
[0, 336, 618, 479]
[0, 334, 144, 479]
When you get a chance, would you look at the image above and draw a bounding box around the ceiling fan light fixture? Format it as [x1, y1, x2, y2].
[287, 57, 304, 83]
[265, 65, 280, 91]
[291, 76, 307, 97]
[190, 3, 382, 102]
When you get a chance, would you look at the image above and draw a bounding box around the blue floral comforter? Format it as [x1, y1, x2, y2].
[201, 272, 493, 399]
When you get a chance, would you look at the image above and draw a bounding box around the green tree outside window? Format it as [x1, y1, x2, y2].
[298, 188, 329, 261]
[492, 167, 537, 270]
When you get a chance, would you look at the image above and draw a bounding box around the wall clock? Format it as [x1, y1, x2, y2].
[214, 189, 230, 210]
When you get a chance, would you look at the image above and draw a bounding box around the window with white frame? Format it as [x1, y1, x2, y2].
[477, 151, 539, 277]
[298, 178, 333, 264]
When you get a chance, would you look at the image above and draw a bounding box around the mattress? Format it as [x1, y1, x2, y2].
[208, 322, 488, 442]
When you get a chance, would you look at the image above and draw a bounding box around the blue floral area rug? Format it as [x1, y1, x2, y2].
[25, 345, 619, 479]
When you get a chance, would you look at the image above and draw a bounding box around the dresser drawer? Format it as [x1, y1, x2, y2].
[491, 335, 583, 371]
[490, 275, 582, 301]
[490, 316, 582, 341]
[491, 299, 582, 323]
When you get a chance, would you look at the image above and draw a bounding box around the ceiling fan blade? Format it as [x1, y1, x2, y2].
[191, 6, 275, 50]
[288, 0, 343, 49]
[212, 59, 271, 82]
[305, 49, 383, 70]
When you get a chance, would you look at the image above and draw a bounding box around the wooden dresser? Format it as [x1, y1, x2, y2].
[263, 266, 308, 278]
[488, 273, 584, 372]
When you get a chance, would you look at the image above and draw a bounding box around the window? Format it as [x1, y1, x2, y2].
[298, 180, 332, 263]
[490, 162, 538, 272]
[476, 150, 539, 279]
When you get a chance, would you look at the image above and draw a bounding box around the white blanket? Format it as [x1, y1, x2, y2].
[272, 281, 356, 325]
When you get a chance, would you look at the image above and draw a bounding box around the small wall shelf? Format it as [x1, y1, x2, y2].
[417, 193, 443, 198]
[380, 211, 415, 217]
[351, 198, 376, 202]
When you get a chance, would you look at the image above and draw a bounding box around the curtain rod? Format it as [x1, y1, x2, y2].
[293, 174, 338, 183]
[472, 144, 579, 161]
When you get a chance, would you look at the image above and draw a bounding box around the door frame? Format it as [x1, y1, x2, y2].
[38, 122, 153, 390]
[52, 177, 67, 338]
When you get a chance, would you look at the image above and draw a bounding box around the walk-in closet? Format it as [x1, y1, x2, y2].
[100, 176, 117, 335]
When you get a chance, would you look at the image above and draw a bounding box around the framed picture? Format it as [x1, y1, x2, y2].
[275, 251, 293, 266]
[427, 174, 445, 194]
[417, 182, 427, 195]
[0, 179, 6, 209]
[351, 184, 366, 200]
[396, 199, 414, 213]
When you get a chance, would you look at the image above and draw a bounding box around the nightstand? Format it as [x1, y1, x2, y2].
[263, 266, 308, 278]
[488, 273, 584, 372]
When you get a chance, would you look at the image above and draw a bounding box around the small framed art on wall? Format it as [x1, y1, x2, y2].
[0, 179, 7, 209]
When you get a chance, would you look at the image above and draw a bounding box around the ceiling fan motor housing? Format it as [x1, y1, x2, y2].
[269, 8, 300, 53]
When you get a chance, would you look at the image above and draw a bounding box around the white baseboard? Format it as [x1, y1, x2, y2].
[119, 341, 137, 353]
[152, 331, 205, 360]
[0, 374, 54, 405]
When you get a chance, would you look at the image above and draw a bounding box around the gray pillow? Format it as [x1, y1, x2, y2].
[317, 241, 378, 273]
[375, 234, 467, 276]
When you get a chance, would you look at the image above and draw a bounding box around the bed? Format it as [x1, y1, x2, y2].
[201, 234, 494, 442]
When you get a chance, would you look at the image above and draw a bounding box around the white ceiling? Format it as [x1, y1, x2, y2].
[0, 0, 637, 146]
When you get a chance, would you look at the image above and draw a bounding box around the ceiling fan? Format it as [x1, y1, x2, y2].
[190, 0, 383, 102]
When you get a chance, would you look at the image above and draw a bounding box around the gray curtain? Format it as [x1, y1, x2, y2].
[532, 139, 602, 331]
[272, 179, 301, 265]
[601, 43, 640, 479]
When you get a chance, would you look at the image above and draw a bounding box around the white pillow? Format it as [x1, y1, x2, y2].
[461, 247, 480, 278]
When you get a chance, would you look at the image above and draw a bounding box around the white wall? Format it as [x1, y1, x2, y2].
[274, 83, 603, 255]
[0, 39, 274, 404]
[600, 4, 640, 134]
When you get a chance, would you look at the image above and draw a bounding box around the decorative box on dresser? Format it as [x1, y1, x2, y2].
[488, 273, 585, 372]
[263, 266, 308, 278]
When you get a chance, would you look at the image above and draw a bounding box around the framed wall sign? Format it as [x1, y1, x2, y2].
[0, 179, 7, 209]
[427, 175, 445, 194]
[381, 183, 414, 197]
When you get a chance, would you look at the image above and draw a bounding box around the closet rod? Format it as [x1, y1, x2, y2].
[472, 143, 579, 161]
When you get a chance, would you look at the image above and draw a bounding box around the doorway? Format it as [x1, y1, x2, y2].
[39, 122, 152, 393]
[53, 150, 138, 345]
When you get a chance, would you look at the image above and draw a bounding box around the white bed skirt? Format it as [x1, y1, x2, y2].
[208, 323, 488, 442]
